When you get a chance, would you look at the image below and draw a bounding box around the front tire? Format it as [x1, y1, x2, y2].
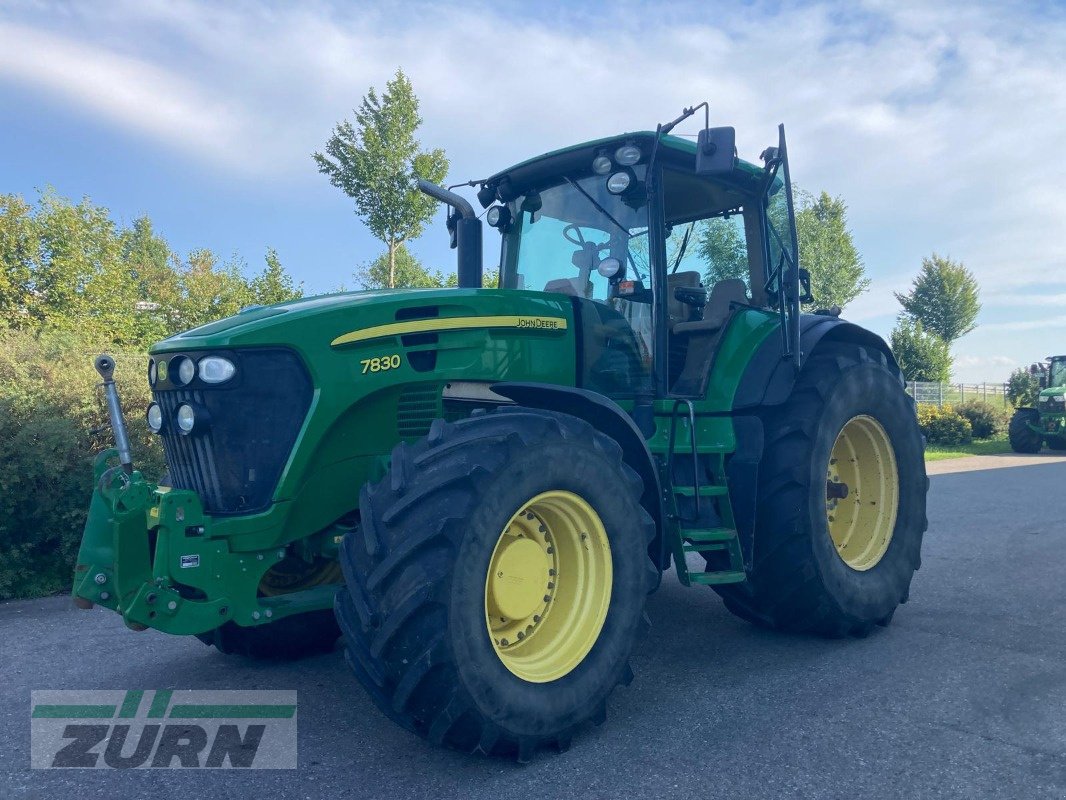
[716, 343, 927, 637]
[1009, 409, 1043, 453]
[334, 407, 656, 760]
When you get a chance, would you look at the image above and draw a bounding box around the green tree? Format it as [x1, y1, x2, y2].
[695, 215, 749, 286]
[1006, 367, 1041, 407]
[355, 244, 449, 289]
[895, 253, 981, 343]
[890, 317, 952, 382]
[0, 194, 38, 329]
[314, 69, 449, 288]
[251, 248, 303, 305]
[795, 190, 869, 311]
[174, 249, 254, 330]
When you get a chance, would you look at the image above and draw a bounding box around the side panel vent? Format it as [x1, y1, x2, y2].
[397, 385, 441, 438]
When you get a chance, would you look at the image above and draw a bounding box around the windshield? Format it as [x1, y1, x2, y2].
[499, 167, 654, 389]
[500, 167, 650, 296]
[1050, 359, 1066, 389]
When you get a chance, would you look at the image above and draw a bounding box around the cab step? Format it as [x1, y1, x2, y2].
[675, 526, 746, 586]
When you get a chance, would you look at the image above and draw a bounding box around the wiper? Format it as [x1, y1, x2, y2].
[564, 177, 630, 238]
[670, 223, 694, 274]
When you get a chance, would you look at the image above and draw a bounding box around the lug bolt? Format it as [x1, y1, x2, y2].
[517, 631, 525, 640]
[533, 615, 541, 622]
[253, 611, 261, 620]
[94, 573, 107, 585]
[547, 582, 555, 590]
[549, 569, 556, 576]
[167, 600, 177, 611]
[543, 595, 551, 602]
[546, 547, 554, 554]
[501, 638, 509, 646]
[265, 609, 273, 618]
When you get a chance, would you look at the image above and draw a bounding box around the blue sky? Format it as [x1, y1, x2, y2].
[2, 0, 1064, 381]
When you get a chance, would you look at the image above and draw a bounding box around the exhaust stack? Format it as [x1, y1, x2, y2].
[417, 179, 483, 289]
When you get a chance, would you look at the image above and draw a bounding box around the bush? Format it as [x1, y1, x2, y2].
[0, 328, 163, 599]
[1007, 367, 1041, 408]
[915, 403, 973, 445]
[955, 400, 1007, 439]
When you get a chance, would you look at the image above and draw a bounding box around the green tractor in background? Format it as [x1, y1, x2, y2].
[75, 104, 928, 760]
[1009, 355, 1066, 453]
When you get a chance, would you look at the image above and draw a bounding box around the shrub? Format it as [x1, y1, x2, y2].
[955, 400, 1006, 439]
[1007, 367, 1041, 408]
[915, 402, 973, 446]
[0, 328, 163, 599]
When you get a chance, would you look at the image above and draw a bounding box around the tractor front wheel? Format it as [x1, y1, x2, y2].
[335, 407, 656, 760]
[715, 343, 927, 637]
[1008, 408, 1044, 453]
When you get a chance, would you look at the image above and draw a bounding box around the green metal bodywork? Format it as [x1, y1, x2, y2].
[73, 132, 786, 635]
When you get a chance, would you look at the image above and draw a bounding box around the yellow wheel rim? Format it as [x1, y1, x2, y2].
[485, 490, 613, 683]
[259, 559, 342, 597]
[826, 415, 899, 571]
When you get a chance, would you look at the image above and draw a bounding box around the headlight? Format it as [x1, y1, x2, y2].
[592, 154, 612, 174]
[146, 403, 163, 433]
[148, 359, 157, 386]
[176, 403, 197, 434]
[485, 205, 513, 231]
[615, 144, 641, 166]
[607, 171, 632, 194]
[198, 356, 236, 384]
[171, 356, 196, 386]
[597, 257, 622, 278]
[1054, 395, 1065, 402]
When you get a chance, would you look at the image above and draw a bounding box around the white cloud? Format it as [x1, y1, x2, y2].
[1, 0, 1064, 362]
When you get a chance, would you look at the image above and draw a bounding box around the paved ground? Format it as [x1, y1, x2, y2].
[3, 454, 1065, 799]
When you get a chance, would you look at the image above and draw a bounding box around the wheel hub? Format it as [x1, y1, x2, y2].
[485, 490, 612, 683]
[825, 415, 899, 571]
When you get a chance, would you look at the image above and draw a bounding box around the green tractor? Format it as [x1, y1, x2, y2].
[1009, 355, 1066, 452]
[74, 106, 928, 760]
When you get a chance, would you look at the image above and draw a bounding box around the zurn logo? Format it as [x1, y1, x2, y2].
[30, 690, 297, 769]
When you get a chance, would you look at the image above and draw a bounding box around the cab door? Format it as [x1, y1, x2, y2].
[761, 124, 809, 369]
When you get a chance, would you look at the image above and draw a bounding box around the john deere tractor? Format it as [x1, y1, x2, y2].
[75, 105, 928, 760]
[1009, 355, 1066, 452]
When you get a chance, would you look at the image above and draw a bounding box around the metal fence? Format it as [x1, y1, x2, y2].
[905, 381, 1011, 407]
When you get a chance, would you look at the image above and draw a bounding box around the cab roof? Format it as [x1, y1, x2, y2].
[483, 131, 766, 204]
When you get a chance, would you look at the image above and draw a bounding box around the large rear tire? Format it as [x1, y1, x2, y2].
[334, 407, 656, 760]
[1008, 408, 1043, 453]
[715, 343, 927, 637]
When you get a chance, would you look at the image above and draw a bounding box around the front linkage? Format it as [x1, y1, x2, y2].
[72, 358, 334, 635]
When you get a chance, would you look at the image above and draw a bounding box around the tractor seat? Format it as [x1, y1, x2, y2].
[673, 279, 748, 335]
[667, 271, 702, 331]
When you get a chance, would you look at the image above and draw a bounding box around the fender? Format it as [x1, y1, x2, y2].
[491, 382, 665, 569]
[732, 314, 898, 410]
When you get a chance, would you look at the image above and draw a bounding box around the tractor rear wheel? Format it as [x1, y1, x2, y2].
[715, 343, 927, 637]
[1008, 408, 1043, 453]
[334, 407, 656, 760]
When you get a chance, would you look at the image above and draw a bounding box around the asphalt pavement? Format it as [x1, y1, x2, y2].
[3, 453, 1065, 799]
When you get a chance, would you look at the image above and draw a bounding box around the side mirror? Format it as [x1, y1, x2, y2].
[695, 127, 736, 175]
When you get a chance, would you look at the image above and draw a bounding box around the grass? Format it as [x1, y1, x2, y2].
[924, 435, 1011, 462]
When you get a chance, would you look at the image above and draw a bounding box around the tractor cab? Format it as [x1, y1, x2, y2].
[477, 121, 803, 401]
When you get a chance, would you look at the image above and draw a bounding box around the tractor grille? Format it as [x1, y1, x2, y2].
[154, 348, 312, 516]
[397, 385, 441, 438]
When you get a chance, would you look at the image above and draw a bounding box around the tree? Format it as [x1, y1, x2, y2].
[890, 318, 951, 382]
[355, 244, 449, 289]
[1006, 367, 1041, 408]
[0, 194, 38, 329]
[895, 253, 980, 343]
[173, 250, 254, 331]
[314, 69, 448, 288]
[794, 190, 869, 311]
[696, 215, 749, 286]
[251, 248, 303, 305]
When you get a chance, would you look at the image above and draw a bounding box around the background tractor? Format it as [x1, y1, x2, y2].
[1009, 355, 1066, 453]
[75, 105, 928, 760]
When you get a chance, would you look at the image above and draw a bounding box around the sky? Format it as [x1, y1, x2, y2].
[1, 0, 1064, 382]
